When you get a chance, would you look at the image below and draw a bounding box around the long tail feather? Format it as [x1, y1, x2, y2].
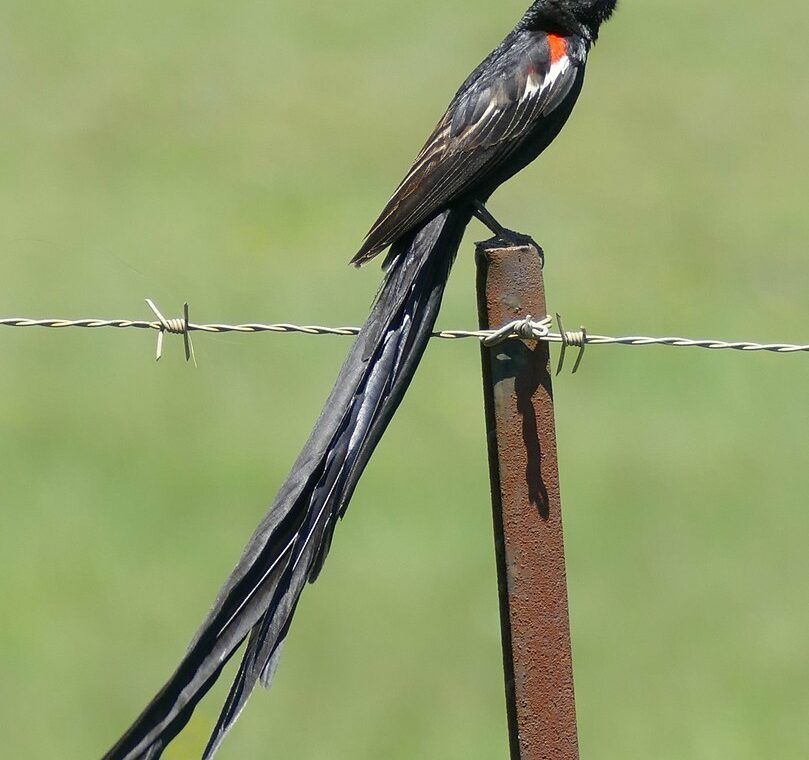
[103, 205, 472, 760]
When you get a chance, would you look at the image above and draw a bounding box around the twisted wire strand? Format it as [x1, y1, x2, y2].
[0, 316, 495, 340]
[1, 312, 807, 356]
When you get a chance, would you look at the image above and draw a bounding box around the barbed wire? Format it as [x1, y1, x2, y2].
[1, 300, 807, 374]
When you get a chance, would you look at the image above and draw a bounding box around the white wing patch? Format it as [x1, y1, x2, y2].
[522, 55, 570, 104]
[458, 53, 573, 147]
[524, 73, 542, 98]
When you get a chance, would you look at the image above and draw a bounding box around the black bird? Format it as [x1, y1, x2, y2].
[104, 1, 617, 758]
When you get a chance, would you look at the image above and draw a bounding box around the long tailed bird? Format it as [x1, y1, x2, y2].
[104, 1, 617, 757]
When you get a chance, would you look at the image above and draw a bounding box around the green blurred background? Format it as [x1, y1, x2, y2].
[2, 1, 808, 757]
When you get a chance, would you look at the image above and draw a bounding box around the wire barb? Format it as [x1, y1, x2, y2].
[555, 313, 587, 375]
[145, 299, 196, 365]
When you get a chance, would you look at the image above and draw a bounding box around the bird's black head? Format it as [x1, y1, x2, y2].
[520, 0, 618, 41]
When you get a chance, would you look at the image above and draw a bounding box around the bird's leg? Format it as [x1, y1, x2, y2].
[472, 200, 507, 237]
[472, 200, 544, 265]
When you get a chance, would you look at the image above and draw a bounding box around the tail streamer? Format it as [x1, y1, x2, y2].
[103, 206, 472, 760]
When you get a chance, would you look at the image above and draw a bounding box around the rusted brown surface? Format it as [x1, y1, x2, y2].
[476, 240, 579, 760]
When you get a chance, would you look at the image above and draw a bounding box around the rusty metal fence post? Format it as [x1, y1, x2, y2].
[476, 240, 579, 760]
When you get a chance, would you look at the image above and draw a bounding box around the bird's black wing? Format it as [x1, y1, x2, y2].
[352, 31, 583, 265]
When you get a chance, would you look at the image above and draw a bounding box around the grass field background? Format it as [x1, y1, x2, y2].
[2, 1, 809, 757]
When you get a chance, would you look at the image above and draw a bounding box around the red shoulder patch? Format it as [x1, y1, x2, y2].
[547, 34, 567, 64]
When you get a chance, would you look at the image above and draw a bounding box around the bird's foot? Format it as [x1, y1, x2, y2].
[476, 229, 545, 267]
[471, 200, 544, 265]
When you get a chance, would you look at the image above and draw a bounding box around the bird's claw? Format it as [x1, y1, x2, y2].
[476, 230, 545, 267]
